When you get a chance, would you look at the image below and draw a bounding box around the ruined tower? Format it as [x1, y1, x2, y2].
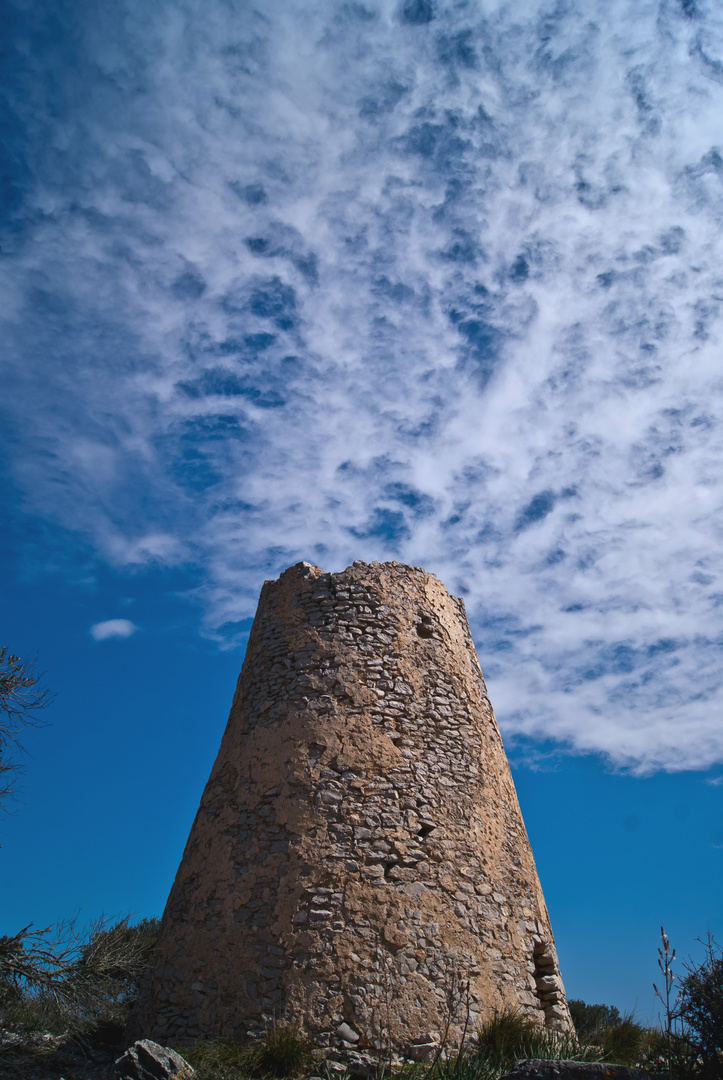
[130, 560, 571, 1051]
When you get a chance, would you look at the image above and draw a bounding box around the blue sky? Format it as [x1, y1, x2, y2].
[1, 0, 722, 1022]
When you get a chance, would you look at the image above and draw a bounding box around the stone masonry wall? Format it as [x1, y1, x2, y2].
[129, 560, 571, 1051]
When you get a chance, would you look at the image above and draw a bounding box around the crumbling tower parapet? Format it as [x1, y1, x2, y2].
[130, 560, 571, 1049]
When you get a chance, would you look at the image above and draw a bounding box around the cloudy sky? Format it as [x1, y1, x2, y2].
[2, 0, 722, 1016]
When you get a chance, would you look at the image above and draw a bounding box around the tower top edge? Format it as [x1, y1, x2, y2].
[263, 559, 462, 598]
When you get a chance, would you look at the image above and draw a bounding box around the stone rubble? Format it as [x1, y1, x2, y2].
[0, 1027, 117, 1080]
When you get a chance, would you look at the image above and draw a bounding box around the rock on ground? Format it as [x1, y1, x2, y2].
[115, 1039, 195, 1080]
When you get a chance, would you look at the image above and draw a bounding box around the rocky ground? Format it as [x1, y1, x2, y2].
[0, 1029, 387, 1080]
[0, 1029, 671, 1080]
[0, 1028, 118, 1080]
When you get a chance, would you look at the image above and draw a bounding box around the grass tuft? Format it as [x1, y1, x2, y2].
[253, 1024, 315, 1078]
[180, 1026, 314, 1080]
[472, 1009, 603, 1076]
[597, 1015, 649, 1065]
[179, 1038, 254, 1080]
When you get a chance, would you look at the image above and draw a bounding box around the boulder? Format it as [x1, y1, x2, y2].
[500, 1062, 653, 1080]
[115, 1039, 196, 1080]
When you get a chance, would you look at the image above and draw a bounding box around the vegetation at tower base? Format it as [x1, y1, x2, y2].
[5, 921, 719, 1078]
[176, 1015, 607, 1080]
[128, 559, 573, 1050]
[0, 1000, 715, 1079]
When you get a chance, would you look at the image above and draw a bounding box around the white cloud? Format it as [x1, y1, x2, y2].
[90, 620, 139, 642]
[4, 0, 723, 771]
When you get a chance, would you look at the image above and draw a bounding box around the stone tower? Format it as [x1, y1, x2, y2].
[130, 560, 571, 1051]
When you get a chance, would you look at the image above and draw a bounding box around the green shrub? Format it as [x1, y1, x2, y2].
[678, 935, 723, 1079]
[568, 997, 653, 1068]
[568, 998, 621, 1040]
[637, 1029, 700, 1079]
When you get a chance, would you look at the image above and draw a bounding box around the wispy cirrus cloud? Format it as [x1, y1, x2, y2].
[3, 0, 723, 772]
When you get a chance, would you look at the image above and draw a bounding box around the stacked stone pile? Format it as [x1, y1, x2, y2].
[533, 944, 567, 1019]
[128, 561, 572, 1050]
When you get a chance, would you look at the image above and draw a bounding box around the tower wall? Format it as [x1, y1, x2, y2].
[129, 560, 571, 1049]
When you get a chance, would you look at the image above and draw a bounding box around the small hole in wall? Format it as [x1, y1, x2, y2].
[417, 823, 435, 837]
[416, 621, 435, 638]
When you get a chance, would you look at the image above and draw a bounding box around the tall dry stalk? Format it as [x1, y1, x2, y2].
[653, 925, 680, 1080]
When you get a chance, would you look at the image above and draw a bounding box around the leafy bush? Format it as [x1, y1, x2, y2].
[568, 998, 621, 1039]
[569, 996, 657, 1068]
[678, 935, 723, 1079]
[643, 1030, 702, 1080]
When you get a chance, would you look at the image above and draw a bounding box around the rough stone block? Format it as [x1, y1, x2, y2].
[115, 1039, 195, 1080]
